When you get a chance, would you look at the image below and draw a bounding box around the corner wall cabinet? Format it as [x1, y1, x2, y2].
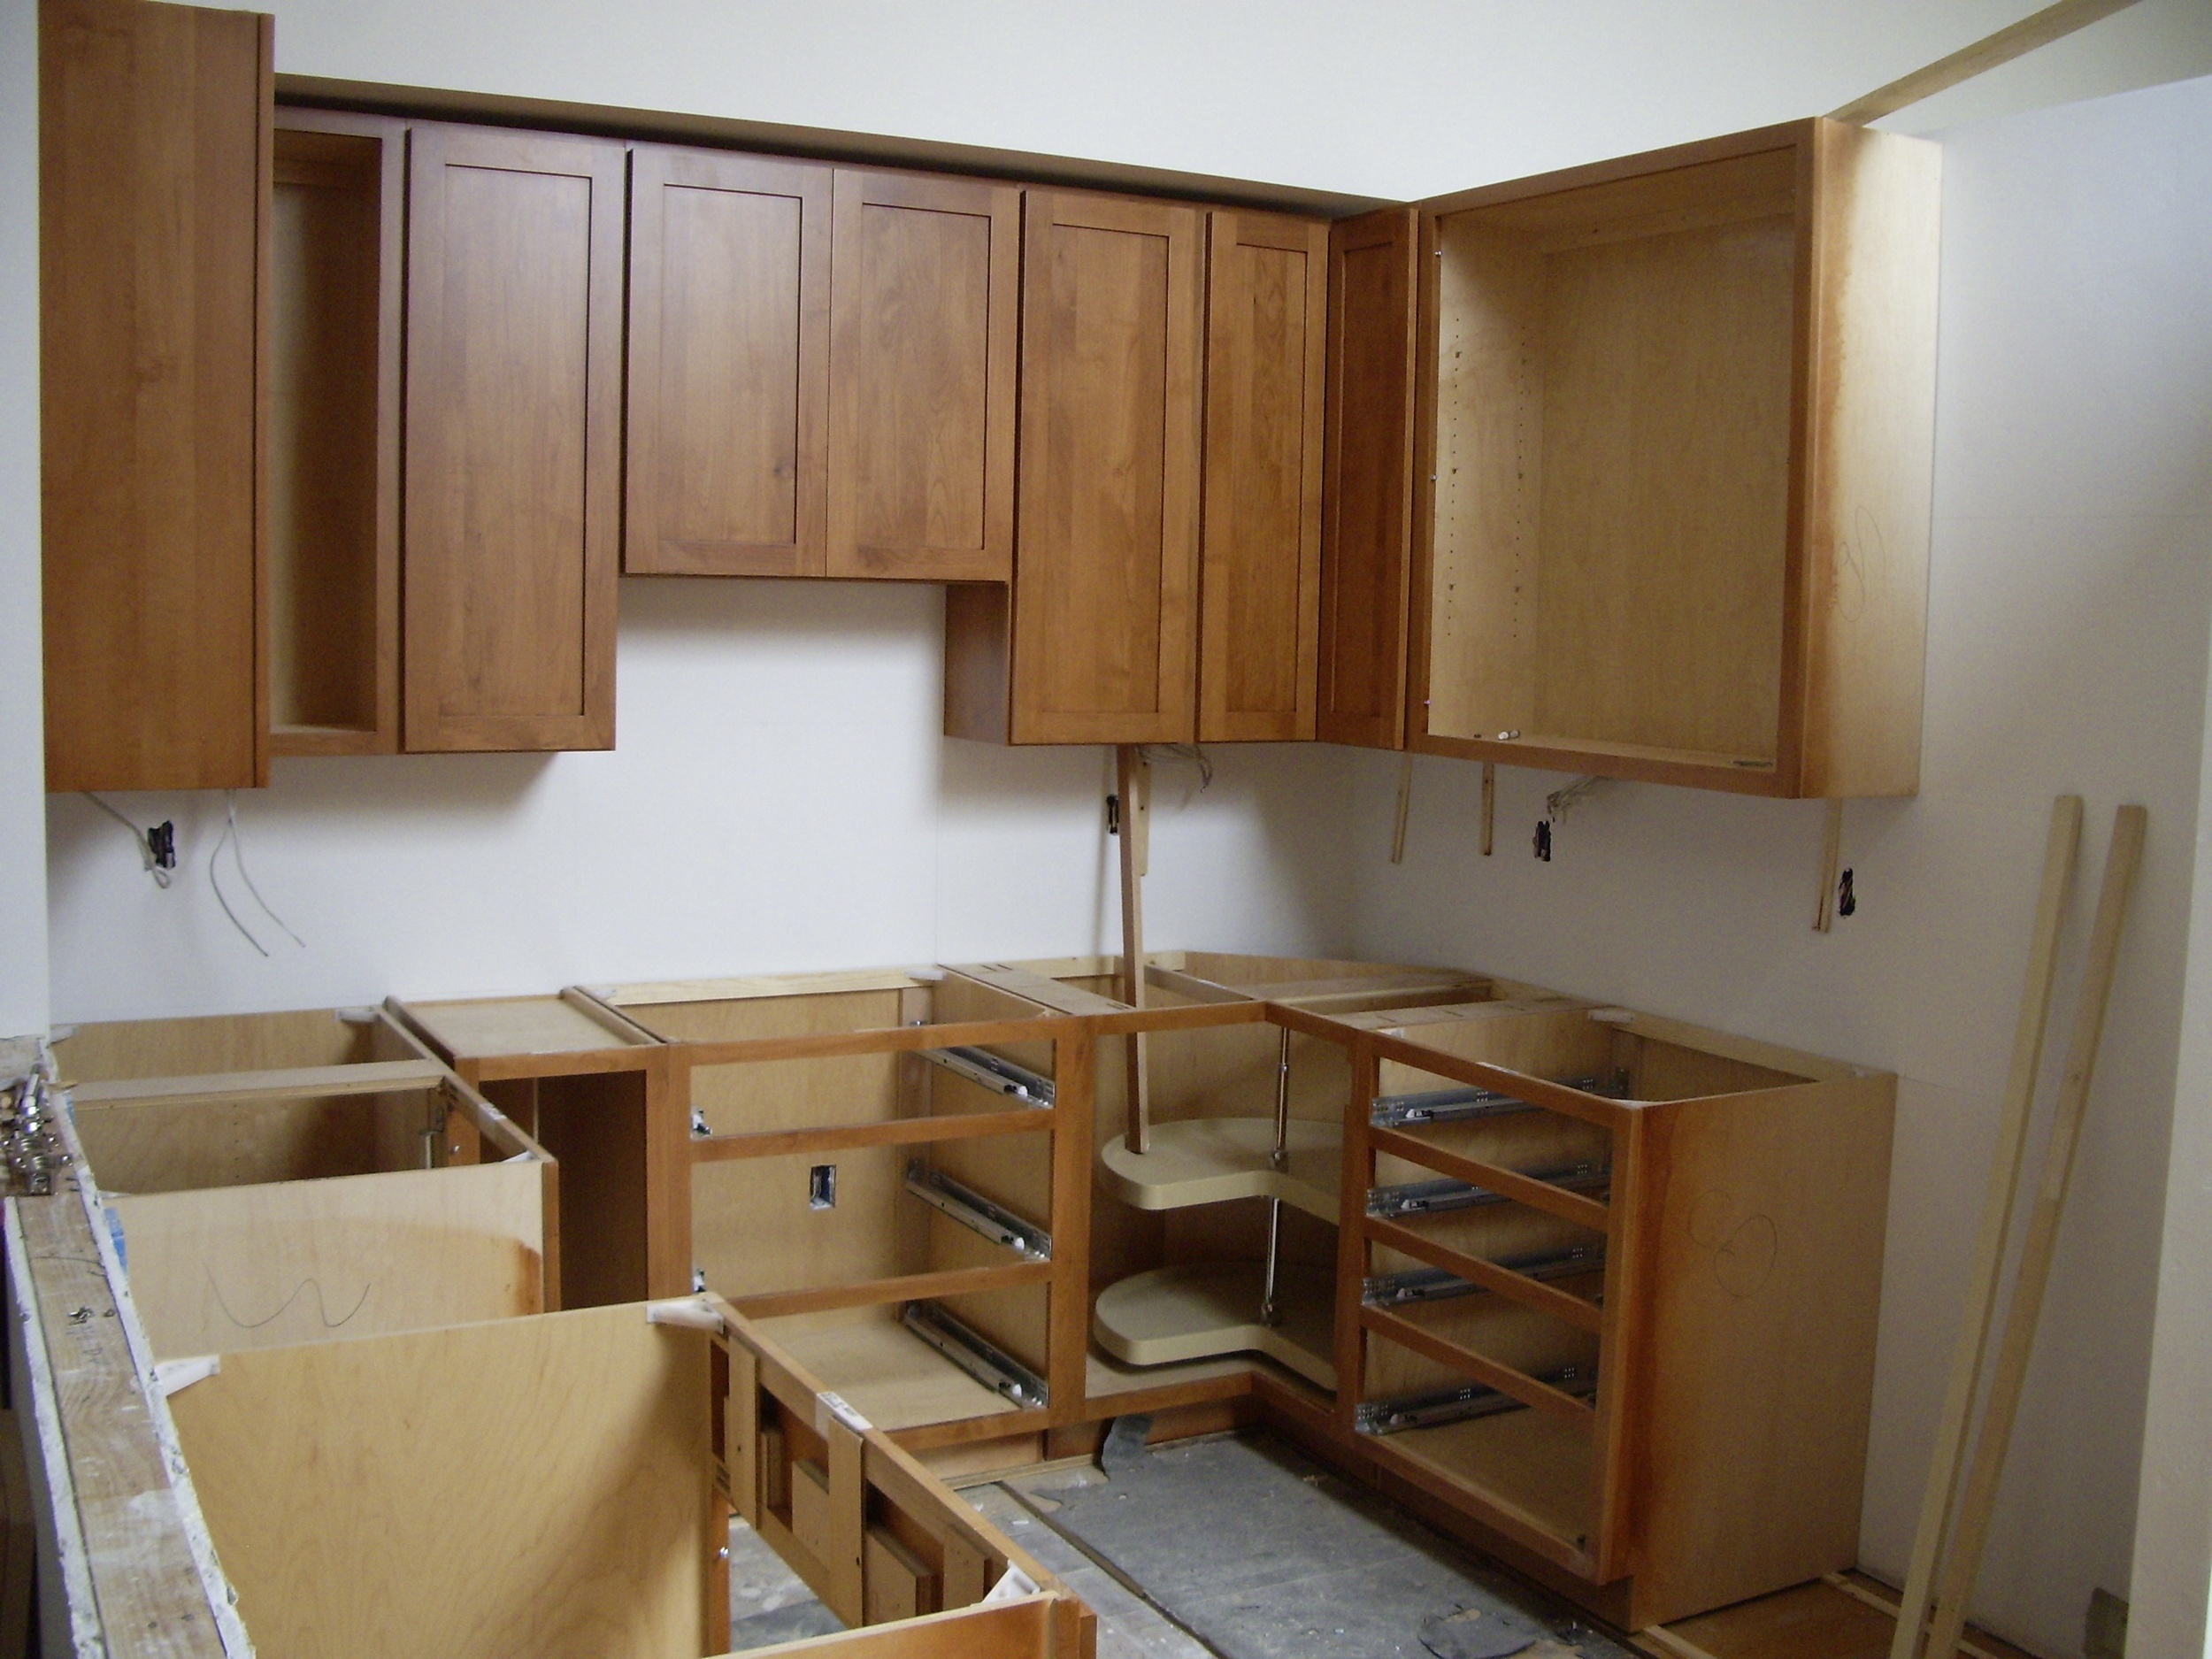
[41, 0, 272, 792]
[1328, 119, 1940, 795]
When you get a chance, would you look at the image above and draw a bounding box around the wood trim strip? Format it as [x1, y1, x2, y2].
[727, 1262, 1052, 1321]
[67, 1059, 447, 1108]
[1367, 1030, 1632, 1130]
[1364, 1217, 1605, 1335]
[1369, 1125, 1614, 1234]
[887, 1409, 1052, 1454]
[1827, 0, 2142, 124]
[681, 1013, 1080, 1066]
[690, 1107, 1049, 1163]
[1143, 965, 1254, 1005]
[1360, 1305, 1597, 1427]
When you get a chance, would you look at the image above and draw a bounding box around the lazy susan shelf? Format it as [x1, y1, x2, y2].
[1093, 1262, 1336, 1390]
[1100, 1118, 1340, 1221]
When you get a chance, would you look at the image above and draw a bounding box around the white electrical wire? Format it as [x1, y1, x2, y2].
[82, 793, 173, 888]
[208, 792, 304, 956]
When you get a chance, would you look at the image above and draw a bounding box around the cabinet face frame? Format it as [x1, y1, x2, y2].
[1010, 189, 1205, 746]
[1199, 209, 1328, 743]
[267, 106, 404, 757]
[402, 121, 625, 753]
[826, 168, 1020, 582]
[40, 0, 273, 792]
[626, 145, 832, 578]
[1400, 119, 1935, 797]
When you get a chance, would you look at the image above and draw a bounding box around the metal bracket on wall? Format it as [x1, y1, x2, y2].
[921, 1045, 1055, 1108]
[902, 1301, 1049, 1409]
[904, 1163, 1052, 1259]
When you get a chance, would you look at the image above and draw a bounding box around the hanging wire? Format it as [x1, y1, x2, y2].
[208, 792, 305, 956]
[1139, 743, 1214, 806]
[82, 793, 173, 888]
[1544, 775, 1611, 824]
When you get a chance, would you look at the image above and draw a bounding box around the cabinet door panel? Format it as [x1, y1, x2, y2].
[1200, 211, 1327, 742]
[827, 171, 1018, 581]
[404, 125, 623, 751]
[1317, 209, 1419, 751]
[627, 147, 828, 576]
[1011, 192, 1202, 745]
[41, 0, 271, 792]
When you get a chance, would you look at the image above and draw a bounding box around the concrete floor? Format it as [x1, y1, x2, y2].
[725, 1431, 1638, 1659]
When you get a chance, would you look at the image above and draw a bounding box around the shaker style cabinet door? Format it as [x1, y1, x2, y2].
[1316, 208, 1420, 752]
[826, 169, 1018, 581]
[1198, 210, 1328, 743]
[403, 124, 625, 752]
[41, 0, 272, 792]
[626, 146, 830, 577]
[1007, 190, 1204, 745]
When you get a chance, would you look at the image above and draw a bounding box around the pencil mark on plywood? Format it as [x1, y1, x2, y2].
[209, 1270, 373, 1332]
[1686, 1190, 1778, 1299]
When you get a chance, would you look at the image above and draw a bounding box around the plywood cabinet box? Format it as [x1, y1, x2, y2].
[50, 1006, 557, 1356]
[1328, 119, 1940, 796]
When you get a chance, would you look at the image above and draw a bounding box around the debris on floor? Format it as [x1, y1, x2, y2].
[969, 1432, 1636, 1659]
[725, 1517, 842, 1652]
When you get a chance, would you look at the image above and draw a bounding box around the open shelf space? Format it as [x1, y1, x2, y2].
[1093, 1261, 1335, 1390]
[1379, 1404, 1595, 1556]
[1100, 1115, 1340, 1218]
[759, 1307, 1031, 1432]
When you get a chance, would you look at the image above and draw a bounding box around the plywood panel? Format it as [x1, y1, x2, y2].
[1010, 190, 1203, 744]
[75, 1094, 411, 1192]
[169, 1303, 713, 1659]
[627, 146, 829, 576]
[827, 170, 1018, 581]
[1199, 210, 1326, 741]
[113, 1161, 541, 1359]
[403, 122, 622, 751]
[53, 1008, 379, 1083]
[695, 1147, 918, 1298]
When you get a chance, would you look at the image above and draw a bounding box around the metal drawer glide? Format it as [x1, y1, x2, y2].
[1362, 1244, 1605, 1307]
[1366, 1164, 1609, 1220]
[902, 1301, 1049, 1409]
[1371, 1072, 1624, 1129]
[1356, 1365, 1598, 1435]
[924, 1046, 1055, 1107]
[904, 1163, 1051, 1259]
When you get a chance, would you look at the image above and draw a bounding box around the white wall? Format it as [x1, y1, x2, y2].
[15, 4, 2212, 1656]
[1347, 73, 2212, 1658]
[0, 0, 46, 1044]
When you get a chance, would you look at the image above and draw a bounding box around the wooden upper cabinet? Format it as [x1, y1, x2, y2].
[41, 0, 272, 793]
[1317, 209, 1420, 752]
[826, 169, 1019, 581]
[1402, 120, 1939, 796]
[996, 190, 1204, 745]
[403, 124, 626, 753]
[1199, 210, 1327, 743]
[626, 147, 829, 577]
[268, 108, 403, 757]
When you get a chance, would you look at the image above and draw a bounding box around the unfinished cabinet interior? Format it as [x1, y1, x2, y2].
[268, 107, 404, 755]
[403, 122, 626, 752]
[1339, 999, 1893, 1626]
[40, 0, 271, 792]
[576, 968, 1078, 1442]
[1385, 119, 1941, 795]
[49, 1005, 554, 1359]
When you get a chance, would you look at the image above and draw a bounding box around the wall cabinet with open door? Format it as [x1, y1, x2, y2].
[1324, 121, 1939, 795]
[948, 196, 1328, 747]
[41, 0, 272, 792]
[403, 122, 626, 753]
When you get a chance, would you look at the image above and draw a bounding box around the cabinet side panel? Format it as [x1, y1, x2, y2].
[1318, 209, 1417, 749]
[41, 0, 265, 791]
[404, 126, 623, 751]
[1199, 211, 1326, 742]
[168, 1304, 712, 1659]
[1632, 1076, 1894, 1624]
[1800, 124, 1939, 798]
